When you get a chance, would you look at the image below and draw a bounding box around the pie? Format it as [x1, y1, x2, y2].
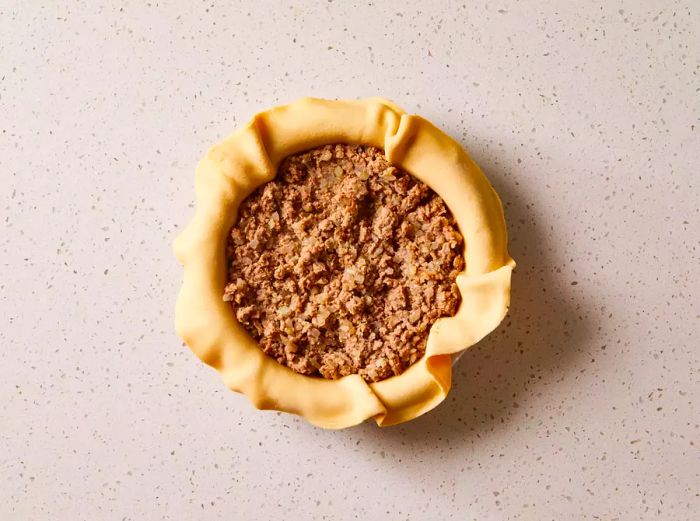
[174, 98, 514, 428]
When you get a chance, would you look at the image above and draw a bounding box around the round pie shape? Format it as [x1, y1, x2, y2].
[174, 97, 515, 428]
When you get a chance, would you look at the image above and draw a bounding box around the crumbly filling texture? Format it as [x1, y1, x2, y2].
[224, 144, 464, 383]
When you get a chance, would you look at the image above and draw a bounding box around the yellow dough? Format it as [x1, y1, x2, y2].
[174, 98, 515, 428]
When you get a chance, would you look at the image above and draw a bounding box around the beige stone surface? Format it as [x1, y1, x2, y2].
[1, 1, 698, 519]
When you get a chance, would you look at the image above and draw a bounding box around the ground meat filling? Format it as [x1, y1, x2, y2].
[224, 144, 464, 383]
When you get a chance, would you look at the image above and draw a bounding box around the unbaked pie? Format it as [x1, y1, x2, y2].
[174, 98, 514, 428]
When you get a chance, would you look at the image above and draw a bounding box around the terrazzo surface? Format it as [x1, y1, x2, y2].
[1, 1, 698, 519]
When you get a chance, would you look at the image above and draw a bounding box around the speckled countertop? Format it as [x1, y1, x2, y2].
[1, 1, 698, 520]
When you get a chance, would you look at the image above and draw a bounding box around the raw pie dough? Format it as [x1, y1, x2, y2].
[174, 97, 515, 428]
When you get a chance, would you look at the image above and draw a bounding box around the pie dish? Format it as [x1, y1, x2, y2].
[174, 97, 515, 428]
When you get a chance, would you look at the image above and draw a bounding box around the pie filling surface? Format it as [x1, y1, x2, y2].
[224, 144, 464, 383]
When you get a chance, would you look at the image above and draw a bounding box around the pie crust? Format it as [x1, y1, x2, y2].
[174, 97, 515, 428]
